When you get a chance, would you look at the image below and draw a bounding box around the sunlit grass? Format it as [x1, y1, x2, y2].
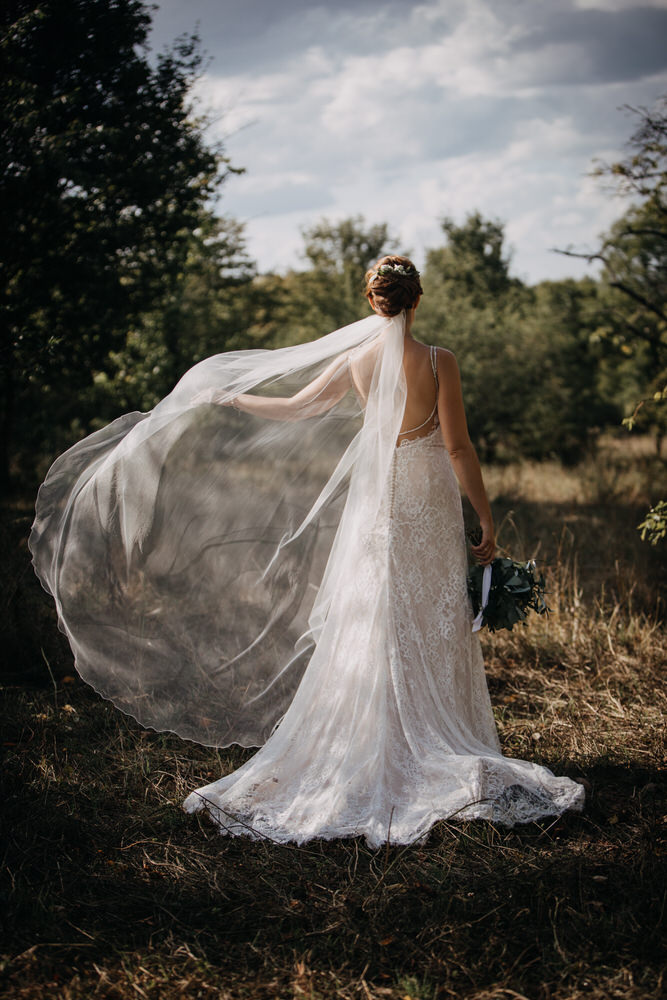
[1, 441, 665, 999]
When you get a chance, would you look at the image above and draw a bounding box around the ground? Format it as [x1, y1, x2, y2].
[1, 437, 665, 999]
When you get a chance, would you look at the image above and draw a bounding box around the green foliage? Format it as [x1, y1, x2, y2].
[638, 499, 667, 544]
[589, 202, 667, 374]
[425, 211, 520, 306]
[518, 279, 621, 462]
[250, 216, 401, 349]
[570, 97, 667, 405]
[622, 379, 667, 440]
[299, 215, 401, 330]
[586, 96, 667, 540]
[622, 383, 666, 545]
[592, 95, 667, 217]
[418, 215, 612, 463]
[302, 215, 398, 277]
[467, 524, 550, 633]
[0, 0, 243, 488]
[417, 213, 523, 461]
[5, 12, 664, 494]
[99, 216, 257, 412]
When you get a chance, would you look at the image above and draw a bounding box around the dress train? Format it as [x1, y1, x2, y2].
[183, 423, 585, 847]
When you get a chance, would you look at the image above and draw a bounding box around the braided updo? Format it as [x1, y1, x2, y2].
[364, 254, 423, 317]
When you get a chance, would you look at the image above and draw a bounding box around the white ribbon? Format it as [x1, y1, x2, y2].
[471, 563, 493, 633]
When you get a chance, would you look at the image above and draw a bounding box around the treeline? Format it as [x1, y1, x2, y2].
[1, 0, 665, 493]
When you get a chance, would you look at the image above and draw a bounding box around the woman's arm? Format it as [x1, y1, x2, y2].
[436, 348, 496, 565]
[229, 355, 352, 421]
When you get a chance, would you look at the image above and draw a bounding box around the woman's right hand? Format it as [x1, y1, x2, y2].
[471, 520, 496, 565]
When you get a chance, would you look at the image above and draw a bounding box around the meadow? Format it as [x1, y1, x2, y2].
[1, 434, 665, 1000]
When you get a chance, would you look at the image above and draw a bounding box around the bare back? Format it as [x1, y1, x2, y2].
[397, 340, 439, 443]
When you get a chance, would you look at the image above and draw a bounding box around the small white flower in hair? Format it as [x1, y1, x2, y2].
[372, 262, 420, 280]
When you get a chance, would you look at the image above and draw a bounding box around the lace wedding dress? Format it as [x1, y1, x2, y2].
[30, 311, 585, 847]
[182, 345, 585, 846]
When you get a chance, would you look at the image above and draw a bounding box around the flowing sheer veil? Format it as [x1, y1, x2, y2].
[29, 310, 409, 747]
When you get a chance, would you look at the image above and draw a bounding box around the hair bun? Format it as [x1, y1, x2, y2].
[364, 255, 423, 317]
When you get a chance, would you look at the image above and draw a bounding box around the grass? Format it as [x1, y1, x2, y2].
[1, 438, 665, 999]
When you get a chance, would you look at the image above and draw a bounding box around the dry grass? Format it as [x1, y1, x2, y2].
[1, 442, 665, 999]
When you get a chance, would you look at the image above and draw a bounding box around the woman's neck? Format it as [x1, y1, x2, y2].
[371, 306, 416, 335]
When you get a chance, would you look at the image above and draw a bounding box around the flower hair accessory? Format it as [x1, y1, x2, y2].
[370, 263, 420, 282]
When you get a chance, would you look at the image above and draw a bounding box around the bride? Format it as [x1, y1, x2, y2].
[30, 254, 585, 847]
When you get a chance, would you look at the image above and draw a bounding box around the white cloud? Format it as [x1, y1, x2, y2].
[176, 0, 667, 282]
[574, 0, 667, 9]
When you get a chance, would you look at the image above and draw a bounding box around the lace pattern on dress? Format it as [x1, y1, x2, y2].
[183, 343, 586, 846]
[184, 418, 584, 847]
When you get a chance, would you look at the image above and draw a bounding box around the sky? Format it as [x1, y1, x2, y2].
[149, 0, 667, 284]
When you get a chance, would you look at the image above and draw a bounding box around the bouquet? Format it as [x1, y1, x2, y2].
[466, 529, 550, 633]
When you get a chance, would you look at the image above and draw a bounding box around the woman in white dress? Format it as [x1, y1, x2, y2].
[30, 255, 586, 848]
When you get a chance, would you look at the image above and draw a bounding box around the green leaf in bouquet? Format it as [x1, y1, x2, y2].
[467, 547, 551, 634]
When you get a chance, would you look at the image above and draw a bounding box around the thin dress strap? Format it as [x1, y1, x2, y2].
[397, 345, 439, 438]
[430, 344, 438, 387]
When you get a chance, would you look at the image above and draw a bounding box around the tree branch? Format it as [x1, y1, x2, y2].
[607, 279, 667, 324]
[617, 315, 666, 352]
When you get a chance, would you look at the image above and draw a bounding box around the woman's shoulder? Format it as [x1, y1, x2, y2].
[430, 344, 455, 359]
[410, 340, 458, 368]
[410, 340, 454, 357]
[430, 344, 458, 366]
[430, 345, 461, 383]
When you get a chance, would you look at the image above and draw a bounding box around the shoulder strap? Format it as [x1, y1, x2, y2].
[430, 345, 438, 387]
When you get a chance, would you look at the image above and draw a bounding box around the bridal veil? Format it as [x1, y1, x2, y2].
[29, 312, 409, 747]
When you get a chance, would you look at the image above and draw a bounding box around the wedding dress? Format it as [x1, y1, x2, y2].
[30, 310, 585, 847]
[182, 343, 584, 845]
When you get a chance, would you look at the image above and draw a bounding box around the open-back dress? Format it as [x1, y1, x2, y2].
[30, 312, 585, 848]
[182, 345, 585, 845]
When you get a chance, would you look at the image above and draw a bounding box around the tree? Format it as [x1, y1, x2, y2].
[518, 278, 619, 463]
[0, 0, 241, 491]
[418, 214, 532, 461]
[299, 216, 401, 331]
[419, 214, 612, 463]
[557, 97, 667, 373]
[90, 215, 258, 419]
[424, 212, 521, 308]
[557, 96, 667, 538]
[244, 217, 401, 350]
